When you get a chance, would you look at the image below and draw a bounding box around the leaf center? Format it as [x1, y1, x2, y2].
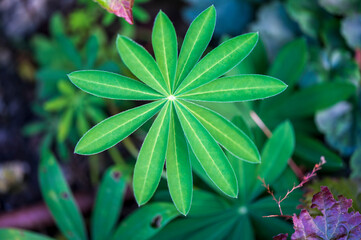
[167, 95, 176, 101]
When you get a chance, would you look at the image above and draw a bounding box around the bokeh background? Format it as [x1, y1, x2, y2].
[0, 0, 360, 238]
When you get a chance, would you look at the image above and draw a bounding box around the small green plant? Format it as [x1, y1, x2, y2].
[68, 6, 287, 214]
[0, 153, 179, 240]
[32, 13, 119, 99]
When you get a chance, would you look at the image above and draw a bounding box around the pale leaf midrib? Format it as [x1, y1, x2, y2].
[73, 77, 161, 97]
[177, 36, 254, 94]
[181, 85, 283, 97]
[159, 18, 171, 93]
[138, 104, 168, 200]
[122, 40, 167, 95]
[176, 103, 232, 192]
[171, 116, 185, 211]
[79, 103, 162, 151]
[176, 11, 211, 86]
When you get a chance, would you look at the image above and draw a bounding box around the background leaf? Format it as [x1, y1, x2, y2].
[269, 82, 356, 118]
[0, 229, 54, 240]
[39, 152, 87, 240]
[268, 38, 308, 88]
[111, 202, 180, 240]
[253, 121, 295, 196]
[91, 165, 127, 240]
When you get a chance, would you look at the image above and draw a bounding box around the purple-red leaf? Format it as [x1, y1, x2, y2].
[291, 186, 361, 240]
[273, 233, 288, 240]
[94, 0, 134, 24]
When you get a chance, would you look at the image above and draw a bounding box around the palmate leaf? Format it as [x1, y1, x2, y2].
[69, 6, 287, 214]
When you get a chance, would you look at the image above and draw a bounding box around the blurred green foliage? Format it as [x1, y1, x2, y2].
[0, 153, 179, 240]
[7, 0, 361, 238]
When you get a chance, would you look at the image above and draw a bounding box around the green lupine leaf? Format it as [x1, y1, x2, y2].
[76, 110, 90, 136]
[91, 166, 126, 240]
[174, 101, 238, 198]
[268, 38, 308, 88]
[133, 102, 171, 205]
[39, 152, 87, 240]
[58, 81, 75, 95]
[68, 70, 163, 100]
[85, 35, 98, 69]
[116, 35, 168, 95]
[44, 97, 68, 112]
[22, 122, 46, 136]
[180, 100, 260, 163]
[152, 11, 177, 92]
[57, 108, 74, 142]
[186, 215, 238, 240]
[175, 6, 216, 89]
[166, 105, 192, 215]
[295, 133, 343, 171]
[271, 82, 356, 118]
[249, 213, 293, 238]
[227, 152, 257, 204]
[86, 106, 107, 124]
[153, 210, 236, 240]
[251, 191, 302, 216]
[228, 216, 254, 240]
[253, 121, 295, 196]
[179, 74, 287, 102]
[75, 100, 165, 155]
[0, 229, 54, 240]
[188, 144, 221, 194]
[111, 202, 180, 240]
[56, 35, 82, 69]
[175, 32, 259, 94]
[188, 190, 229, 217]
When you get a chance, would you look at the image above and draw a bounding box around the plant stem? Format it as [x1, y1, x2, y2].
[123, 137, 139, 158]
[249, 110, 304, 179]
[108, 147, 126, 166]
